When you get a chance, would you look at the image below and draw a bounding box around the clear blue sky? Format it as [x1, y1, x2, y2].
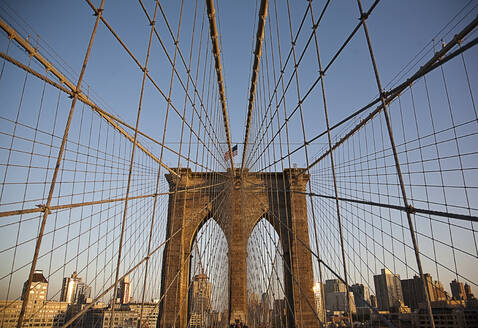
[0, 0, 477, 304]
[1, 0, 474, 151]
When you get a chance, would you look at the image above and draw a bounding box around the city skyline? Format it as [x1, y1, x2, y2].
[0, 257, 477, 326]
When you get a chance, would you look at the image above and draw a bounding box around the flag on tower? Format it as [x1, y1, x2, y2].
[224, 145, 238, 161]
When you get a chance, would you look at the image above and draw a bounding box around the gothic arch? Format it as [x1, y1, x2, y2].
[189, 213, 229, 254]
[188, 218, 229, 325]
[158, 168, 316, 327]
[247, 218, 285, 327]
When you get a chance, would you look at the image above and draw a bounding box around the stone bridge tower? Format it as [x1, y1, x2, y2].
[158, 168, 316, 327]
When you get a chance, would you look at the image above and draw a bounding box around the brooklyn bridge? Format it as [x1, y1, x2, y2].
[0, 0, 477, 327]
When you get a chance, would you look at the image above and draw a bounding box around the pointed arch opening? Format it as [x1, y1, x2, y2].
[189, 218, 229, 326]
[247, 217, 287, 326]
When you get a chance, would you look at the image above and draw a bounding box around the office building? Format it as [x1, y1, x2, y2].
[261, 292, 271, 323]
[374, 268, 404, 312]
[188, 274, 211, 327]
[247, 292, 261, 326]
[370, 294, 377, 308]
[328, 291, 356, 314]
[272, 299, 286, 328]
[313, 282, 325, 322]
[0, 300, 68, 328]
[117, 275, 131, 304]
[401, 274, 448, 311]
[129, 301, 159, 328]
[61, 271, 91, 304]
[413, 299, 478, 328]
[433, 280, 448, 300]
[75, 281, 92, 304]
[22, 269, 48, 303]
[1, 270, 68, 327]
[464, 283, 475, 300]
[351, 283, 371, 309]
[401, 274, 432, 311]
[324, 278, 346, 311]
[450, 279, 467, 300]
[324, 279, 355, 313]
[325, 279, 347, 294]
[61, 271, 80, 303]
[82, 305, 138, 328]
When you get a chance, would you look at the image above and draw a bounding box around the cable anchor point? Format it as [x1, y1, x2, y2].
[36, 204, 51, 214]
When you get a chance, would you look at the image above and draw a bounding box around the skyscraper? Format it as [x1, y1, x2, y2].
[61, 271, 79, 303]
[2, 270, 70, 328]
[401, 273, 447, 310]
[61, 271, 91, 304]
[313, 282, 325, 322]
[117, 275, 131, 304]
[248, 293, 261, 326]
[433, 280, 448, 301]
[261, 292, 271, 323]
[22, 270, 48, 303]
[75, 281, 91, 304]
[401, 274, 431, 311]
[351, 283, 371, 309]
[325, 279, 347, 294]
[324, 279, 355, 313]
[373, 268, 404, 312]
[188, 273, 211, 328]
[272, 299, 286, 328]
[370, 295, 377, 308]
[464, 283, 475, 300]
[450, 279, 467, 300]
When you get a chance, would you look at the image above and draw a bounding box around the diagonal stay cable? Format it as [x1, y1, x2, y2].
[84, 0, 227, 170]
[16, 2, 105, 326]
[205, 0, 234, 171]
[302, 15, 478, 174]
[0, 17, 179, 177]
[241, 0, 269, 173]
[138, 0, 227, 164]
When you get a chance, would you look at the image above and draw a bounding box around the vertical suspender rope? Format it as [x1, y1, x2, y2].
[16, 1, 105, 327]
[308, 1, 346, 325]
[356, 1, 436, 327]
[107, 0, 159, 320]
[135, 2, 160, 327]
